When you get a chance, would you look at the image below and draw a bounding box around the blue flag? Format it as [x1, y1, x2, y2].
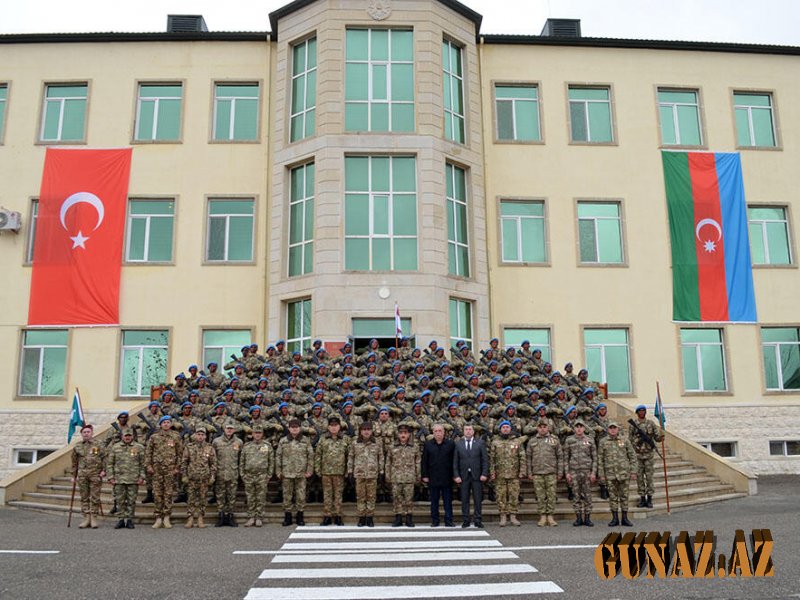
[654, 390, 666, 429]
[67, 390, 85, 443]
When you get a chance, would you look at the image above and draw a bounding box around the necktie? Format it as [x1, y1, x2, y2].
[467, 440, 472, 452]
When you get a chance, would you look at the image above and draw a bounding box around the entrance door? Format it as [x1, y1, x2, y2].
[351, 317, 413, 353]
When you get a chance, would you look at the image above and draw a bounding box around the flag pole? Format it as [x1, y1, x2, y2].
[657, 381, 671, 514]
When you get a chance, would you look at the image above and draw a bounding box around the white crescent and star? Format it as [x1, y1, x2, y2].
[695, 218, 722, 253]
[59, 192, 105, 250]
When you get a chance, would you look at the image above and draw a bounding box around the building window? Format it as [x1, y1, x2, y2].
[449, 298, 473, 349]
[287, 298, 312, 354]
[12, 448, 56, 467]
[120, 330, 168, 397]
[446, 163, 469, 277]
[578, 201, 623, 264]
[500, 200, 546, 263]
[495, 85, 540, 142]
[289, 163, 314, 276]
[503, 327, 551, 362]
[681, 329, 727, 392]
[26, 199, 38, 264]
[202, 330, 251, 373]
[40, 83, 87, 142]
[345, 29, 414, 133]
[698, 442, 737, 458]
[0, 84, 7, 141]
[748, 206, 791, 265]
[584, 328, 631, 394]
[290, 38, 317, 141]
[206, 199, 255, 262]
[762, 327, 800, 391]
[734, 92, 776, 148]
[443, 39, 465, 143]
[769, 440, 800, 456]
[568, 86, 613, 143]
[213, 83, 259, 141]
[125, 200, 175, 263]
[344, 156, 417, 271]
[135, 84, 182, 142]
[19, 330, 68, 396]
[658, 89, 702, 146]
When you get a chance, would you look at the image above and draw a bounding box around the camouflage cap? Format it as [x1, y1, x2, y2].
[327, 415, 341, 424]
[608, 421, 620, 429]
[288, 419, 301, 428]
[251, 424, 264, 433]
[224, 419, 237, 429]
[359, 421, 373, 430]
[121, 428, 134, 436]
[574, 419, 586, 428]
[397, 423, 411, 432]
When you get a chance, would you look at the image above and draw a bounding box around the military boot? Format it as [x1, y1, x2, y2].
[152, 517, 163, 529]
[392, 514, 403, 527]
[90, 515, 98, 529]
[599, 484, 609, 500]
[125, 519, 135, 529]
[215, 511, 225, 527]
[142, 490, 154, 504]
[321, 516, 332, 526]
[509, 514, 521, 527]
[110, 501, 118, 515]
[646, 495, 653, 508]
[573, 512, 583, 527]
[271, 491, 283, 504]
[547, 515, 559, 527]
[537, 514, 548, 527]
[621, 511, 633, 527]
[162, 516, 172, 529]
[196, 516, 206, 528]
[499, 513, 507, 527]
[637, 495, 646, 507]
[567, 486, 574, 501]
[282, 512, 293, 526]
[184, 517, 194, 529]
[244, 518, 256, 527]
[334, 516, 344, 526]
[405, 514, 415, 528]
[608, 511, 619, 526]
[357, 516, 366, 527]
[366, 516, 374, 527]
[584, 513, 594, 527]
[295, 512, 305, 526]
[114, 519, 126, 529]
[175, 491, 188, 504]
[228, 513, 238, 527]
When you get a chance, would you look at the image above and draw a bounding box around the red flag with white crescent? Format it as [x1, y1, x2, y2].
[28, 148, 132, 326]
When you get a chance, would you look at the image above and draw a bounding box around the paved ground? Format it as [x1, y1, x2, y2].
[0, 475, 797, 600]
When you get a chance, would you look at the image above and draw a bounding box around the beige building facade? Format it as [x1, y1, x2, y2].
[0, 0, 798, 477]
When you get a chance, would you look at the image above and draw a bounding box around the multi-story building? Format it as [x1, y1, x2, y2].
[1, 0, 798, 478]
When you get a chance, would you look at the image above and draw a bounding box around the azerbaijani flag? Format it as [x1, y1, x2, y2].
[662, 151, 757, 322]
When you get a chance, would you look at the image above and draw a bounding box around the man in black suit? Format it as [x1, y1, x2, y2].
[421, 423, 456, 527]
[453, 423, 489, 528]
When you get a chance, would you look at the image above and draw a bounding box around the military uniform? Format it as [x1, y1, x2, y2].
[628, 410, 664, 507]
[144, 424, 183, 527]
[212, 432, 243, 524]
[526, 428, 562, 526]
[106, 433, 145, 526]
[489, 434, 526, 524]
[276, 433, 314, 520]
[386, 437, 420, 520]
[598, 424, 637, 526]
[564, 424, 597, 525]
[239, 432, 274, 526]
[347, 434, 384, 524]
[314, 432, 349, 522]
[71, 434, 106, 527]
[181, 437, 216, 526]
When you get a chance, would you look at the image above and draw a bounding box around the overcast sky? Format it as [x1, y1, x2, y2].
[3, 0, 799, 45]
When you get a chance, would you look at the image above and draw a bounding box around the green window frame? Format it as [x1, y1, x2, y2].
[203, 330, 252, 374]
[289, 163, 315, 276]
[734, 92, 776, 148]
[135, 84, 182, 142]
[26, 199, 39, 264]
[213, 83, 259, 141]
[748, 206, 792, 265]
[19, 330, 68, 396]
[495, 85, 540, 141]
[345, 29, 414, 133]
[680, 329, 727, 392]
[658, 89, 702, 146]
[40, 83, 87, 142]
[568, 86, 613, 143]
[126, 200, 175, 263]
[449, 298, 473, 349]
[344, 156, 417, 271]
[290, 37, 317, 141]
[206, 199, 255, 262]
[503, 327, 551, 362]
[578, 202, 623, 264]
[443, 39, 465, 143]
[287, 298, 312, 354]
[119, 330, 168, 397]
[762, 327, 800, 391]
[500, 200, 546, 263]
[584, 328, 631, 394]
[446, 163, 470, 277]
[0, 84, 7, 141]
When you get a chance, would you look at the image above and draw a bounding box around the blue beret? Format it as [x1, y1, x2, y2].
[498, 420, 511, 428]
[158, 415, 172, 424]
[596, 403, 607, 411]
[379, 407, 390, 414]
[528, 388, 539, 396]
[161, 390, 174, 399]
[343, 400, 353, 408]
[276, 339, 285, 345]
[447, 402, 458, 409]
[207, 361, 218, 368]
[478, 403, 489, 411]
[118, 411, 129, 417]
[188, 364, 198, 370]
[395, 388, 406, 395]
[149, 401, 161, 408]
[636, 405, 647, 412]
[420, 390, 432, 397]
[312, 402, 322, 409]
[249, 405, 262, 413]
[565, 406, 576, 416]
[412, 400, 422, 407]
[181, 402, 193, 409]
[214, 402, 226, 410]
[223, 388, 234, 395]
[279, 402, 289, 409]
[535, 403, 546, 412]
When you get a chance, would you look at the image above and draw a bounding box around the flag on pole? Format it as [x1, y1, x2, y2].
[395, 302, 402, 336]
[654, 388, 666, 429]
[67, 389, 85, 443]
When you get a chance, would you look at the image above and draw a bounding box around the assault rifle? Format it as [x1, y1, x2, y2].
[627, 418, 663, 459]
[137, 413, 156, 440]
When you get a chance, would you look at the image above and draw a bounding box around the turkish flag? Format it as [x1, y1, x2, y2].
[28, 148, 132, 326]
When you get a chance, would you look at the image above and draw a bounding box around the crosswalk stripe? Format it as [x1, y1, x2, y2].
[282, 540, 502, 550]
[271, 550, 520, 563]
[288, 530, 490, 539]
[258, 563, 537, 579]
[244, 581, 564, 599]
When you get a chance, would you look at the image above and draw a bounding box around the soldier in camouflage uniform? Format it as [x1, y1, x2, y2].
[181, 428, 216, 528]
[240, 424, 274, 527]
[104, 411, 134, 448]
[276, 419, 314, 526]
[348, 421, 384, 527]
[144, 415, 183, 529]
[526, 420, 562, 527]
[628, 405, 664, 508]
[564, 420, 597, 527]
[598, 422, 637, 527]
[386, 423, 420, 527]
[314, 415, 349, 526]
[212, 420, 243, 527]
[489, 421, 526, 527]
[106, 428, 145, 529]
[71, 424, 106, 529]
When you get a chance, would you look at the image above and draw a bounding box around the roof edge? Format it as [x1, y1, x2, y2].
[0, 31, 269, 44]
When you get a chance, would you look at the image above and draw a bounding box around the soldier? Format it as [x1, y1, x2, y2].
[144, 415, 183, 529]
[348, 421, 384, 528]
[276, 419, 314, 526]
[564, 420, 597, 527]
[386, 423, 420, 527]
[598, 422, 637, 527]
[212, 420, 243, 527]
[104, 411, 134, 448]
[314, 415, 349, 526]
[240, 424, 274, 527]
[71, 424, 106, 529]
[106, 428, 145, 530]
[181, 428, 216, 528]
[628, 405, 664, 509]
[489, 420, 526, 527]
[526, 420, 562, 527]
[204, 361, 226, 390]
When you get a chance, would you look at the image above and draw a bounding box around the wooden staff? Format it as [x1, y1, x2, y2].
[657, 381, 671, 514]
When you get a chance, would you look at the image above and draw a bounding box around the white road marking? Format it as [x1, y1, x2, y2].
[259, 563, 536, 579]
[504, 544, 596, 551]
[270, 550, 520, 563]
[0, 550, 59, 554]
[288, 530, 489, 539]
[245, 581, 564, 599]
[282, 540, 502, 550]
